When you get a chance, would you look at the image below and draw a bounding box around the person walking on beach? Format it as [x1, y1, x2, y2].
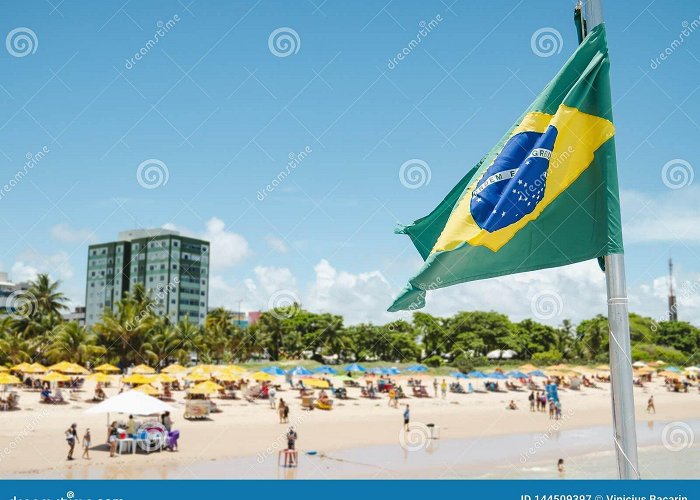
[286, 427, 298, 450]
[403, 404, 410, 431]
[647, 395, 655, 414]
[440, 379, 447, 399]
[108, 421, 118, 457]
[388, 388, 395, 407]
[432, 378, 438, 398]
[278, 399, 286, 423]
[269, 386, 277, 409]
[161, 411, 173, 431]
[557, 458, 565, 474]
[65, 423, 78, 460]
[82, 428, 91, 459]
[528, 391, 535, 412]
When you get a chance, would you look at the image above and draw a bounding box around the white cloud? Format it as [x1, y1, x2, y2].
[12, 249, 74, 282]
[265, 235, 288, 253]
[622, 188, 700, 244]
[165, 217, 250, 271]
[50, 223, 97, 244]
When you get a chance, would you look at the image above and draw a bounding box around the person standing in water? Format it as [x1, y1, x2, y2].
[403, 404, 410, 431]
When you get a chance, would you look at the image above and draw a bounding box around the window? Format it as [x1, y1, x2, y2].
[172, 264, 177, 270]
[173, 241, 179, 247]
[200, 291, 205, 296]
[160, 264, 165, 270]
[201, 279, 206, 285]
[149, 277, 154, 282]
[171, 299, 176, 304]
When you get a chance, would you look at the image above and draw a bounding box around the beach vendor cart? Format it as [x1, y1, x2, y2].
[184, 398, 211, 419]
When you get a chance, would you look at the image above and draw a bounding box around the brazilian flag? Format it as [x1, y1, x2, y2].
[389, 25, 622, 312]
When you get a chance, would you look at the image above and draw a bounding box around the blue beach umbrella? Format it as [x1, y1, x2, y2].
[388, 367, 401, 375]
[370, 367, 384, 375]
[314, 365, 338, 375]
[261, 366, 286, 376]
[287, 366, 313, 376]
[467, 370, 488, 379]
[666, 366, 681, 373]
[487, 371, 507, 380]
[528, 370, 547, 377]
[406, 364, 428, 372]
[450, 371, 468, 379]
[344, 363, 367, 373]
[506, 370, 529, 379]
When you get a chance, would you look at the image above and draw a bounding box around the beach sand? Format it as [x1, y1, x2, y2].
[1, 377, 697, 479]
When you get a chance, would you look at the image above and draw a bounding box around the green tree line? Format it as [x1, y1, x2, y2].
[1, 274, 697, 369]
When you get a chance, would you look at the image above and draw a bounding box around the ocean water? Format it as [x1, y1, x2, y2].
[13, 419, 700, 479]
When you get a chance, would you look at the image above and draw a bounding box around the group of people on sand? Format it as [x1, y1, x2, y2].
[64, 423, 90, 460]
[528, 391, 548, 412]
[67, 410, 175, 460]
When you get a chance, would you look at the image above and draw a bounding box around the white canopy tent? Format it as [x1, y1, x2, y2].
[85, 390, 174, 418]
[486, 349, 517, 360]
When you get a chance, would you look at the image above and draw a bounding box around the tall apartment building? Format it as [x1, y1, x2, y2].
[85, 228, 209, 326]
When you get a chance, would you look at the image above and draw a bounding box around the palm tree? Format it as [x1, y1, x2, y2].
[46, 322, 106, 365]
[27, 273, 68, 316]
[93, 293, 157, 367]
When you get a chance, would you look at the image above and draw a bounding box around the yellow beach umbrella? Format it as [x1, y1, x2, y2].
[122, 373, 154, 385]
[153, 373, 177, 383]
[223, 364, 245, 373]
[188, 380, 223, 395]
[213, 372, 240, 382]
[134, 384, 160, 396]
[132, 364, 155, 374]
[41, 372, 70, 382]
[61, 363, 89, 375]
[11, 362, 30, 372]
[595, 364, 610, 371]
[93, 363, 120, 373]
[184, 372, 210, 382]
[0, 366, 9, 372]
[48, 361, 73, 371]
[251, 371, 273, 382]
[0, 373, 21, 385]
[87, 373, 112, 383]
[304, 378, 330, 389]
[162, 363, 187, 374]
[23, 363, 47, 374]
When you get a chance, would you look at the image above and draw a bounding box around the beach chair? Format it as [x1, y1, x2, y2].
[315, 398, 333, 410]
[166, 430, 180, 451]
[412, 385, 430, 397]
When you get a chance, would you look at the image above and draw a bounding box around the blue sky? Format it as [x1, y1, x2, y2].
[1, 0, 699, 326]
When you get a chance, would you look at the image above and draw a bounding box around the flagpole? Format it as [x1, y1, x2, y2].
[584, 0, 640, 480]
